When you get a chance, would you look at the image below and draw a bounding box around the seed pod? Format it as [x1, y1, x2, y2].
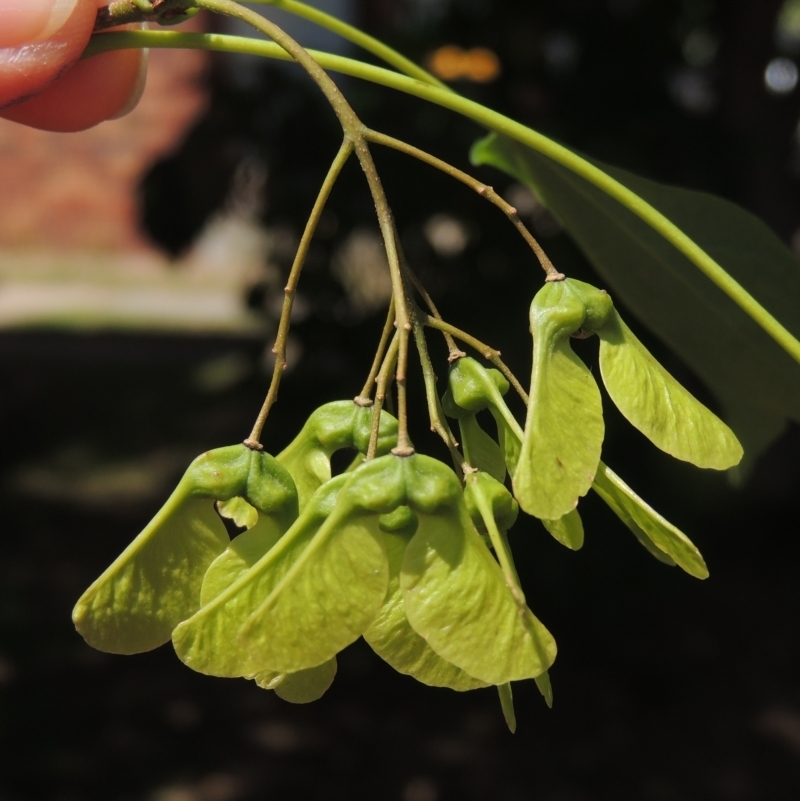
[596, 308, 742, 470]
[277, 400, 398, 510]
[463, 471, 519, 536]
[445, 358, 520, 476]
[73, 445, 296, 655]
[401, 499, 556, 685]
[173, 473, 350, 678]
[514, 279, 606, 521]
[364, 516, 488, 692]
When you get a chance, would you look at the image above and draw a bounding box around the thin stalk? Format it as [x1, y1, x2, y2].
[410, 313, 465, 471]
[404, 269, 464, 360]
[189, 1, 415, 451]
[367, 129, 563, 281]
[245, 0, 448, 89]
[245, 138, 353, 448]
[368, 332, 400, 460]
[85, 30, 800, 365]
[355, 296, 395, 406]
[423, 315, 530, 404]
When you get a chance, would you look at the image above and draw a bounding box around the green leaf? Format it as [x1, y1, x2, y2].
[592, 462, 707, 578]
[73, 492, 229, 654]
[541, 510, 584, 551]
[364, 530, 487, 691]
[514, 282, 604, 520]
[253, 659, 338, 704]
[472, 132, 800, 468]
[240, 508, 389, 674]
[172, 475, 348, 678]
[401, 509, 556, 685]
[598, 310, 742, 469]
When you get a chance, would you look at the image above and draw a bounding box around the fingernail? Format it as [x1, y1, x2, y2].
[0, 0, 81, 49]
[110, 47, 150, 120]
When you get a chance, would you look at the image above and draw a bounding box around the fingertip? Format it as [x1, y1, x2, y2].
[0, 0, 97, 109]
[0, 46, 148, 132]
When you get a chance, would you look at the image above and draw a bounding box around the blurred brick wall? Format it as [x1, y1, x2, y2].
[0, 27, 209, 254]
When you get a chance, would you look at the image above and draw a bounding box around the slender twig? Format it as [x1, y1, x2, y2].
[86, 31, 800, 366]
[191, 0, 415, 453]
[410, 312, 465, 472]
[367, 332, 400, 460]
[423, 315, 530, 404]
[245, 0, 448, 89]
[367, 129, 564, 281]
[355, 297, 396, 406]
[244, 139, 353, 448]
[404, 268, 465, 360]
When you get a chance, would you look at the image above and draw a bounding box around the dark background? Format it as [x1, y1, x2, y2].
[3, 0, 800, 799]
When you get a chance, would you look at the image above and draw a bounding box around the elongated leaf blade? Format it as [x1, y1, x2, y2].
[472, 133, 800, 468]
[73, 493, 229, 654]
[593, 462, 707, 578]
[364, 530, 487, 691]
[599, 310, 742, 469]
[401, 510, 556, 685]
[514, 338, 604, 520]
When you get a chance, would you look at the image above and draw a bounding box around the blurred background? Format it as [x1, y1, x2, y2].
[3, 0, 800, 798]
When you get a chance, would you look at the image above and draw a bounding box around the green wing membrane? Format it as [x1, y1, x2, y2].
[458, 413, 506, 481]
[254, 659, 338, 704]
[364, 530, 487, 691]
[172, 475, 347, 678]
[593, 462, 707, 578]
[541, 510, 585, 551]
[73, 492, 229, 655]
[598, 310, 742, 470]
[515, 336, 604, 521]
[401, 509, 556, 685]
[241, 512, 389, 674]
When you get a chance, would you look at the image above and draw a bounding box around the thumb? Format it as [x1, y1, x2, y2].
[0, 0, 149, 131]
[0, 0, 97, 109]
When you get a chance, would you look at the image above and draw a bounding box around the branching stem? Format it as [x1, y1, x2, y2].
[356, 297, 396, 406]
[366, 129, 563, 281]
[368, 332, 400, 460]
[184, 0, 415, 450]
[423, 315, 530, 404]
[244, 139, 353, 448]
[404, 269, 464, 360]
